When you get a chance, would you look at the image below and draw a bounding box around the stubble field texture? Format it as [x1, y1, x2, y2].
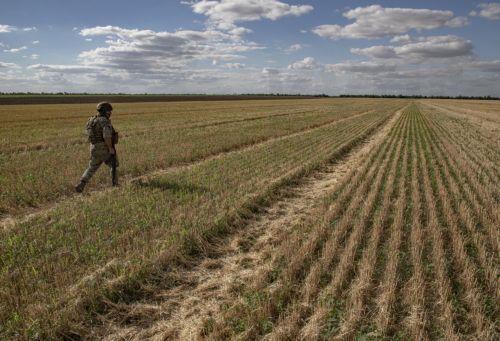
[0, 98, 498, 340]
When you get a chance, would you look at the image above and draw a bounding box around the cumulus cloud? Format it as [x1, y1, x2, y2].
[32, 40, 39, 44]
[4, 46, 28, 53]
[313, 5, 468, 40]
[351, 35, 473, 60]
[22, 27, 37, 32]
[351, 45, 397, 59]
[288, 57, 319, 70]
[190, 0, 313, 28]
[78, 25, 263, 76]
[470, 3, 500, 20]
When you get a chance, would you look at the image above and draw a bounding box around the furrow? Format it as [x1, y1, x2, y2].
[419, 111, 496, 337]
[333, 109, 406, 338]
[420, 109, 500, 259]
[372, 106, 411, 335]
[298, 110, 410, 340]
[401, 110, 428, 339]
[417, 109, 460, 340]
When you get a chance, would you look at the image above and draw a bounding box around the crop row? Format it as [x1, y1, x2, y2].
[0, 105, 397, 338]
[204, 104, 498, 340]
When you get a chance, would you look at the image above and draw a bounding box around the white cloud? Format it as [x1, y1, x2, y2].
[0, 24, 16, 33]
[191, 0, 313, 23]
[313, 5, 468, 40]
[21, 24, 264, 88]
[85, 38, 93, 42]
[4, 46, 28, 53]
[326, 61, 397, 74]
[0, 25, 38, 33]
[470, 3, 500, 20]
[465, 60, 500, 72]
[28, 64, 101, 74]
[351, 45, 397, 59]
[262, 67, 280, 75]
[189, 0, 313, 33]
[395, 35, 473, 59]
[224, 62, 245, 69]
[285, 43, 302, 52]
[0, 61, 19, 68]
[78, 25, 263, 76]
[32, 40, 40, 44]
[390, 34, 412, 44]
[351, 35, 473, 60]
[445, 16, 469, 27]
[288, 57, 319, 70]
[29, 54, 39, 60]
[228, 26, 252, 36]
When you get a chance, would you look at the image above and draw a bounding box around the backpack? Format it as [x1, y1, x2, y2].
[85, 115, 102, 144]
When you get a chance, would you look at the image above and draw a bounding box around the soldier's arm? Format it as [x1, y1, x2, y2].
[104, 137, 114, 154]
[101, 119, 115, 154]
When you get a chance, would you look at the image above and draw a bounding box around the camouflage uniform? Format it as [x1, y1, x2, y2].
[80, 115, 118, 183]
[76, 102, 118, 192]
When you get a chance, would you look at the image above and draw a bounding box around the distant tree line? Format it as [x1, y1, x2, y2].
[338, 94, 499, 100]
[0, 92, 314, 97]
[0, 92, 498, 100]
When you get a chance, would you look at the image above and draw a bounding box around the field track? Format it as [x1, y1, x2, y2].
[87, 105, 406, 340]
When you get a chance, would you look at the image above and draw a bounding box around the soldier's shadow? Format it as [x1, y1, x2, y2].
[133, 178, 209, 195]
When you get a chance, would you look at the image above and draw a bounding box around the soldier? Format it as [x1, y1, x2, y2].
[75, 102, 119, 193]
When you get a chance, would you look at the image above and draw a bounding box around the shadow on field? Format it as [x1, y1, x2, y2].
[133, 178, 209, 195]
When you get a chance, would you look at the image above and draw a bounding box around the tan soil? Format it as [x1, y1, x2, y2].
[92, 106, 405, 340]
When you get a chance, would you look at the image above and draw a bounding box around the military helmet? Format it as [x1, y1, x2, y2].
[96, 102, 113, 113]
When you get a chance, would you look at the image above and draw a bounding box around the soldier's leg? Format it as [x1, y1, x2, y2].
[81, 155, 103, 183]
[77, 144, 108, 192]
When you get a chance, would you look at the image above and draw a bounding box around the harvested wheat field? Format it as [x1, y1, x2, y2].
[0, 98, 498, 340]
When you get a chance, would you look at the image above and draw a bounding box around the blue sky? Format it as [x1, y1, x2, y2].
[1, 1, 499, 95]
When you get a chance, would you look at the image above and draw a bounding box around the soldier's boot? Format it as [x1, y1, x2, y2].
[75, 180, 87, 193]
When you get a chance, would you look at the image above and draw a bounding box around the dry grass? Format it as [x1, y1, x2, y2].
[0, 98, 404, 338]
[202, 103, 498, 340]
[1, 99, 498, 340]
[2, 98, 398, 215]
